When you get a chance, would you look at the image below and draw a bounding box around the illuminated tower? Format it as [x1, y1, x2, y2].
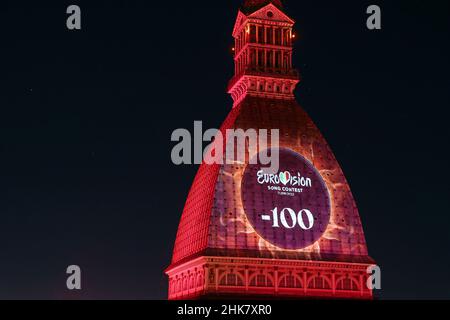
[166, 0, 375, 299]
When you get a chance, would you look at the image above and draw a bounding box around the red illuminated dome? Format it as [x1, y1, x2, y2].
[166, 0, 375, 300]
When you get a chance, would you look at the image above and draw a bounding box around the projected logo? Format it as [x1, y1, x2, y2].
[241, 148, 331, 250]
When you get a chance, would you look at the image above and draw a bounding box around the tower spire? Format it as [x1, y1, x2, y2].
[166, 1, 375, 301]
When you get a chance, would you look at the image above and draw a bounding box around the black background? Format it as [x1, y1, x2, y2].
[1, 0, 449, 299]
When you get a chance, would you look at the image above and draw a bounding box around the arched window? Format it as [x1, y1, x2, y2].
[258, 26, 264, 44]
[336, 277, 359, 291]
[267, 27, 273, 45]
[219, 272, 244, 287]
[249, 274, 274, 287]
[307, 276, 331, 290]
[196, 274, 204, 287]
[275, 28, 282, 45]
[250, 49, 256, 67]
[258, 50, 264, 68]
[275, 51, 281, 69]
[279, 274, 302, 288]
[267, 51, 273, 68]
[250, 25, 257, 43]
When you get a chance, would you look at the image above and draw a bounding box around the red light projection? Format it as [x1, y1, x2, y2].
[207, 98, 370, 261]
[242, 148, 331, 250]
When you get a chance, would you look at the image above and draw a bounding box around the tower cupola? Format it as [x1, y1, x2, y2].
[228, 1, 299, 106]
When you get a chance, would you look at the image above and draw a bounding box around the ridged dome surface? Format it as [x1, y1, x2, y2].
[170, 97, 373, 266]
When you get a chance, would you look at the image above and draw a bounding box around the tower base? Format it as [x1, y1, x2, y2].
[166, 256, 373, 300]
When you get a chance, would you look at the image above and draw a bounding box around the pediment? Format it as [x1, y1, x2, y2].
[248, 3, 294, 24]
[232, 3, 294, 37]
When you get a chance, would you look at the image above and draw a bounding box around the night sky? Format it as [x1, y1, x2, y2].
[1, 0, 449, 299]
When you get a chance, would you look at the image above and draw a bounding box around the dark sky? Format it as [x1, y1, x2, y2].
[1, 0, 449, 299]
